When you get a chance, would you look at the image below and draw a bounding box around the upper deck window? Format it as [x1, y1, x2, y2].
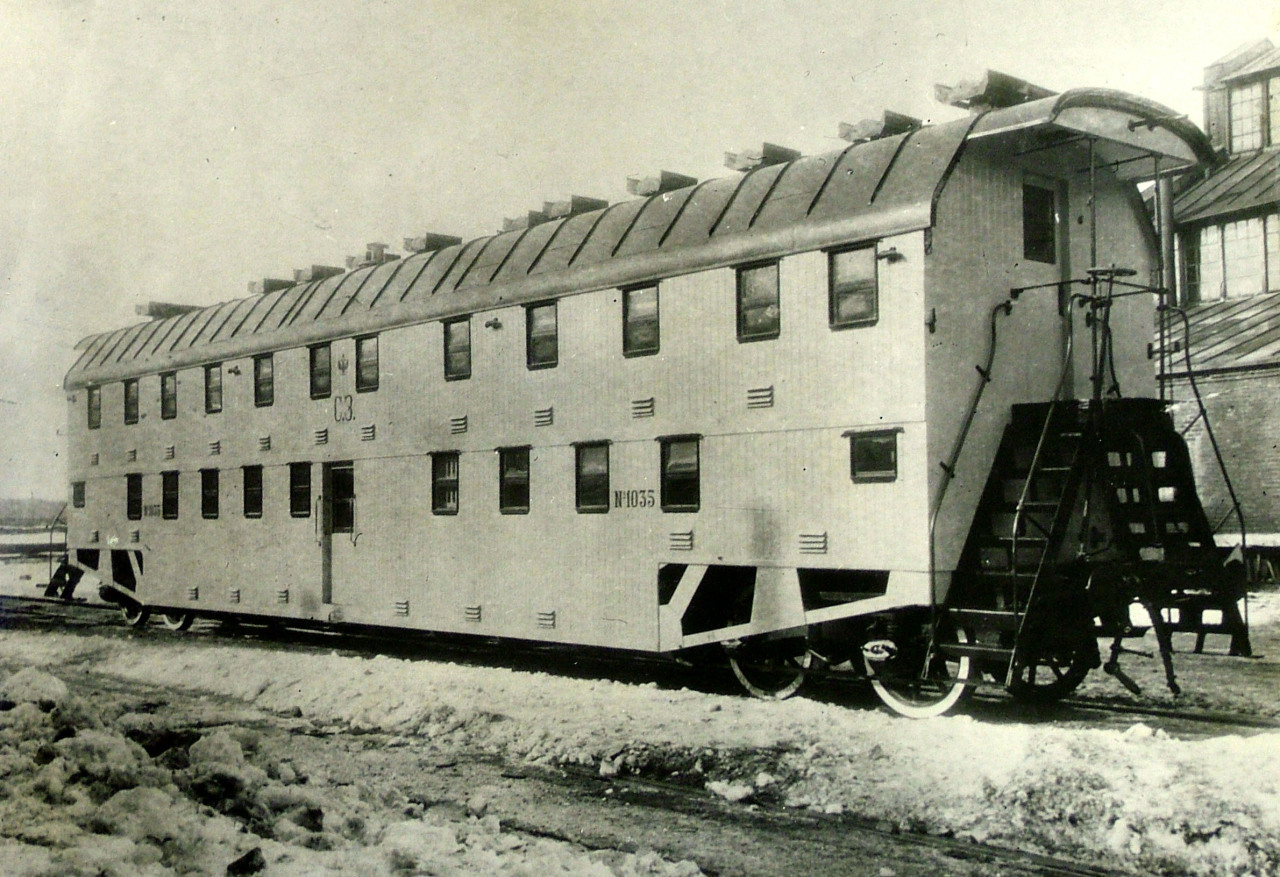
[444, 318, 471, 380]
[828, 247, 878, 328]
[736, 262, 780, 341]
[123, 379, 139, 425]
[1023, 182, 1057, 264]
[254, 354, 274, 408]
[575, 442, 610, 513]
[498, 447, 530, 513]
[205, 364, 222, 414]
[526, 303, 558, 369]
[623, 285, 659, 356]
[355, 336, 379, 392]
[87, 386, 101, 430]
[160, 372, 177, 420]
[310, 344, 331, 399]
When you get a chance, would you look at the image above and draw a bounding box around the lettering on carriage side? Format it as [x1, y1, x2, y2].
[333, 395, 354, 423]
[143, 504, 162, 518]
[613, 489, 656, 509]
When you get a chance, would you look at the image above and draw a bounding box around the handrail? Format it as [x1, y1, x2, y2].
[45, 502, 67, 584]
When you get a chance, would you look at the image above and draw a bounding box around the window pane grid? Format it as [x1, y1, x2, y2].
[1231, 81, 1264, 151]
[432, 452, 460, 514]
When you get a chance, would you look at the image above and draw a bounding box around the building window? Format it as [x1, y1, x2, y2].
[243, 465, 263, 519]
[1185, 215, 1280, 302]
[1230, 80, 1265, 151]
[432, 452, 460, 514]
[310, 344, 331, 399]
[205, 364, 222, 414]
[126, 473, 142, 521]
[87, 386, 101, 430]
[162, 471, 179, 520]
[289, 463, 311, 517]
[623, 285, 660, 356]
[329, 462, 354, 534]
[123, 379, 139, 425]
[498, 447, 530, 514]
[575, 442, 610, 513]
[829, 247, 878, 328]
[160, 372, 177, 420]
[526, 303, 558, 369]
[356, 335, 379, 392]
[72, 482, 85, 508]
[736, 262, 780, 341]
[1023, 182, 1057, 264]
[444, 318, 471, 380]
[253, 354, 274, 407]
[201, 469, 219, 519]
[659, 436, 700, 512]
[846, 429, 899, 482]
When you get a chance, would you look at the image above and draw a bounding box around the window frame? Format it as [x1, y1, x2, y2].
[253, 353, 274, 408]
[622, 284, 660, 357]
[87, 386, 101, 430]
[204, 363, 223, 414]
[1022, 180, 1058, 264]
[160, 372, 177, 420]
[72, 482, 85, 509]
[431, 451, 460, 515]
[126, 473, 143, 521]
[498, 446, 531, 514]
[329, 461, 355, 534]
[574, 441, 610, 514]
[845, 428, 900, 483]
[355, 335, 379, 393]
[443, 317, 472, 381]
[827, 246, 879, 329]
[123, 379, 139, 425]
[736, 261, 781, 342]
[309, 343, 332, 400]
[161, 470, 179, 520]
[200, 468, 220, 519]
[525, 302, 558, 370]
[658, 435, 701, 513]
[242, 465, 263, 519]
[289, 462, 312, 518]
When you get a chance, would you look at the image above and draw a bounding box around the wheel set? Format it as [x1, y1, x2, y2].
[117, 603, 196, 632]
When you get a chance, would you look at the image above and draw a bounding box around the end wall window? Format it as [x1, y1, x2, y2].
[87, 386, 101, 430]
[1023, 182, 1057, 264]
[498, 447, 530, 513]
[72, 482, 85, 508]
[444, 318, 471, 380]
[243, 465, 263, 519]
[356, 335, 379, 392]
[162, 471, 179, 520]
[200, 469, 219, 519]
[575, 442, 610, 513]
[622, 285, 659, 356]
[123, 379, 139, 425]
[205, 364, 222, 414]
[126, 473, 142, 521]
[659, 436, 700, 512]
[846, 429, 899, 482]
[254, 354, 274, 407]
[432, 452, 460, 514]
[737, 262, 780, 341]
[310, 344, 331, 399]
[289, 463, 311, 517]
[526, 303, 558, 369]
[160, 372, 177, 420]
[829, 247, 878, 328]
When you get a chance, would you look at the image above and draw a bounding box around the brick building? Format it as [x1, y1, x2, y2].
[1164, 38, 1280, 536]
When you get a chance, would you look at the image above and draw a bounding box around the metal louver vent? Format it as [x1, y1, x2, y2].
[669, 530, 695, 551]
[186, 587, 199, 601]
[228, 588, 241, 604]
[746, 386, 775, 409]
[276, 588, 290, 605]
[126, 448, 137, 462]
[258, 436, 271, 451]
[89, 530, 99, 543]
[536, 610, 557, 629]
[394, 599, 410, 617]
[450, 415, 469, 435]
[360, 424, 376, 441]
[314, 428, 328, 445]
[129, 529, 140, 543]
[799, 532, 829, 554]
[631, 397, 656, 419]
[534, 407, 554, 427]
[90, 453, 99, 466]
[464, 605, 483, 623]
[208, 440, 221, 456]
[164, 445, 175, 460]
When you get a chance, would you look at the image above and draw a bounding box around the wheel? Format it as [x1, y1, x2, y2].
[726, 635, 812, 699]
[120, 603, 151, 627]
[1008, 630, 1096, 703]
[870, 619, 973, 718]
[159, 611, 195, 632]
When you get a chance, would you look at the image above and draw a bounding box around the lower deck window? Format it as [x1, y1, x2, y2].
[289, 463, 311, 517]
[575, 442, 610, 513]
[243, 465, 263, 518]
[846, 429, 899, 482]
[499, 447, 530, 513]
[659, 436, 700, 512]
[329, 462, 355, 533]
[162, 471, 179, 520]
[126, 474, 142, 521]
[201, 469, 219, 519]
[432, 452, 460, 514]
[72, 482, 85, 508]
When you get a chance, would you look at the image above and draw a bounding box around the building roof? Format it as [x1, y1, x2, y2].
[65, 88, 1215, 390]
[1220, 44, 1280, 83]
[1158, 292, 1280, 376]
[1174, 148, 1280, 225]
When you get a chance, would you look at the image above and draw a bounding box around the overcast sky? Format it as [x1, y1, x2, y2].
[2, 0, 1278, 500]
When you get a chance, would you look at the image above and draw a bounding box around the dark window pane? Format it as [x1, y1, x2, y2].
[243, 465, 263, 518]
[499, 447, 530, 513]
[123, 379, 139, 425]
[310, 344, 332, 399]
[254, 354, 274, 407]
[1023, 183, 1057, 264]
[850, 431, 898, 482]
[432, 452, 460, 514]
[205, 364, 222, 414]
[575, 443, 610, 512]
[660, 438, 700, 512]
[444, 319, 471, 380]
[623, 286, 659, 356]
[356, 336, 379, 392]
[526, 303, 557, 369]
[737, 263, 780, 340]
[330, 463, 354, 533]
[126, 474, 143, 521]
[829, 248, 878, 328]
[162, 471, 179, 520]
[161, 372, 177, 420]
[201, 469, 219, 519]
[289, 463, 311, 517]
[87, 386, 101, 430]
[72, 482, 85, 508]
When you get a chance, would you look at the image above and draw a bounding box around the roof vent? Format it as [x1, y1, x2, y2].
[724, 143, 801, 172]
[934, 70, 1057, 111]
[543, 195, 608, 219]
[404, 232, 463, 253]
[838, 111, 923, 143]
[134, 301, 202, 319]
[293, 265, 345, 283]
[626, 171, 698, 196]
[248, 278, 295, 295]
[502, 210, 551, 232]
[346, 243, 400, 270]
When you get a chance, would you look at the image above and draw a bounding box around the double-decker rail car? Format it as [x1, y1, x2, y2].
[56, 79, 1249, 716]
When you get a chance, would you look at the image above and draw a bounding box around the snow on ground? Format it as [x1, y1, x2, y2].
[0, 629, 1277, 876]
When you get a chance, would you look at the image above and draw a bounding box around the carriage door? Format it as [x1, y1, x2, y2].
[320, 461, 356, 605]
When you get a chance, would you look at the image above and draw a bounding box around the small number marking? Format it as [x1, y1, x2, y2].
[613, 489, 656, 509]
[333, 395, 354, 422]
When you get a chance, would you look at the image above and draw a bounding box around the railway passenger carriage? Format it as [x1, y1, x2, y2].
[58, 79, 1250, 715]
